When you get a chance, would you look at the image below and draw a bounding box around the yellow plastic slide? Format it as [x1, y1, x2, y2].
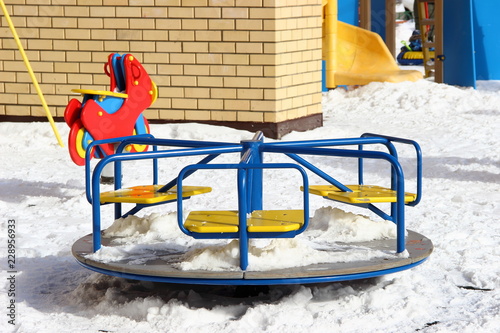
[323, 0, 422, 88]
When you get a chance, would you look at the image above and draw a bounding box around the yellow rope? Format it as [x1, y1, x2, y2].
[0, 0, 64, 147]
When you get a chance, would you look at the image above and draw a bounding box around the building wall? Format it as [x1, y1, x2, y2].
[0, 0, 323, 138]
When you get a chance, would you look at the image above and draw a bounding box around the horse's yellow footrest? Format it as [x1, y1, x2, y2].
[184, 210, 304, 234]
[100, 185, 212, 204]
[305, 185, 416, 204]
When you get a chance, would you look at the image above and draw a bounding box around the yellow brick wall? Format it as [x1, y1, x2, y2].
[0, 0, 323, 136]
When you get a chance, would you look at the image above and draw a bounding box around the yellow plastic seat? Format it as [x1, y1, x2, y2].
[304, 185, 417, 204]
[100, 185, 212, 204]
[184, 210, 304, 234]
[71, 89, 128, 99]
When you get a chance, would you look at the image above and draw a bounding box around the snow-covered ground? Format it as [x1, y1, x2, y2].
[1, 77, 498, 333]
[1, 20, 499, 333]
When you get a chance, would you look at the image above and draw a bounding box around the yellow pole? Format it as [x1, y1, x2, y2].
[0, 0, 64, 147]
[323, 0, 338, 88]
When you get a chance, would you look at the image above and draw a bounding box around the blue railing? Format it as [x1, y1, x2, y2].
[85, 132, 422, 268]
[87, 141, 243, 252]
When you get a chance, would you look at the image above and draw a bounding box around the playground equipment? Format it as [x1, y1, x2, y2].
[369, 0, 500, 88]
[415, 0, 444, 81]
[72, 132, 433, 285]
[397, 30, 436, 67]
[322, 0, 423, 88]
[64, 53, 157, 165]
[440, 0, 500, 88]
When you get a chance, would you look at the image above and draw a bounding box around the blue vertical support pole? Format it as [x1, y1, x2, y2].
[241, 134, 264, 212]
[238, 132, 263, 270]
[390, 158, 406, 254]
[322, 60, 328, 92]
[237, 167, 249, 270]
[152, 145, 159, 185]
[92, 179, 102, 252]
[388, 142, 399, 225]
[113, 159, 122, 220]
[250, 138, 263, 212]
[357, 143, 364, 185]
[92, 159, 107, 252]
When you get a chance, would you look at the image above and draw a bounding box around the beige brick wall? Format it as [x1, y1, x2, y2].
[0, 0, 323, 133]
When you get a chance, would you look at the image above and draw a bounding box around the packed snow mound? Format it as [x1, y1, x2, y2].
[324, 80, 500, 116]
[104, 212, 181, 240]
[177, 207, 400, 271]
[308, 206, 398, 243]
[177, 237, 399, 272]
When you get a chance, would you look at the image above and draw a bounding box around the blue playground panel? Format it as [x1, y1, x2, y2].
[338, 0, 359, 25]
[334, 0, 500, 87]
[471, 0, 500, 80]
[442, 0, 500, 87]
[443, 0, 476, 88]
[370, 0, 387, 41]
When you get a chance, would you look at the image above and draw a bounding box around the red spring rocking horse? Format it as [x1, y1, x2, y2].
[64, 53, 158, 165]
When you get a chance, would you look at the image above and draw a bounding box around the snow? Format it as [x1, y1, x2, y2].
[401, 0, 415, 12]
[1, 24, 499, 333]
[87, 207, 401, 271]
